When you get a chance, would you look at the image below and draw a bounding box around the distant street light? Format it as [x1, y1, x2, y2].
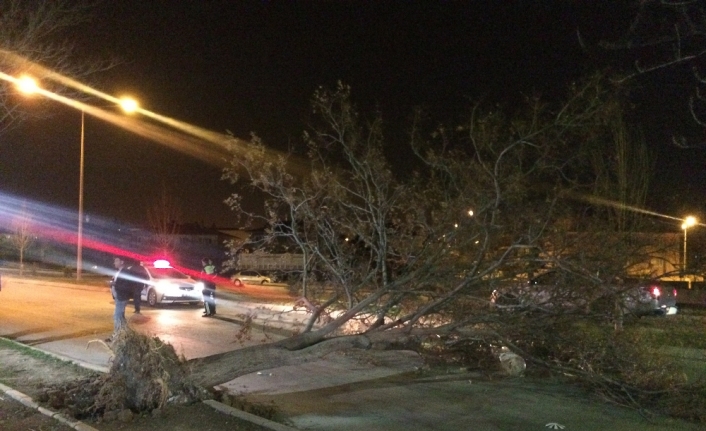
[681, 216, 697, 286]
[16, 76, 138, 280]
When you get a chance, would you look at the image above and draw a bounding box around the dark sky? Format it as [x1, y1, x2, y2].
[1, 0, 703, 229]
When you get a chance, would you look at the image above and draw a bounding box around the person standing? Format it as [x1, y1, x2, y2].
[108, 257, 144, 341]
[201, 257, 217, 317]
[132, 264, 147, 314]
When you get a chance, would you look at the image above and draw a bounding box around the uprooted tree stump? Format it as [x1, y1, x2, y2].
[39, 328, 210, 420]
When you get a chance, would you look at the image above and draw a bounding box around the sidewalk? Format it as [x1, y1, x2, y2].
[4, 278, 704, 431]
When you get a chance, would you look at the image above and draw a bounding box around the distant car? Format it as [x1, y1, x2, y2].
[231, 270, 272, 287]
[490, 271, 678, 316]
[139, 259, 204, 307]
[654, 271, 706, 308]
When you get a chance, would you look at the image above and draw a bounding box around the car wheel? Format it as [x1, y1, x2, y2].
[233, 279, 243, 287]
[147, 289, 160, 307]
[261, 280, 267, 285]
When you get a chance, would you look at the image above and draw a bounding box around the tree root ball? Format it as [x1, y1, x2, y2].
[39, 328, 211, 420]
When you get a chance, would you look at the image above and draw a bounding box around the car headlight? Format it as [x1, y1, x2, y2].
[195, 282, 205, 292]
[156, 280, 179, 295]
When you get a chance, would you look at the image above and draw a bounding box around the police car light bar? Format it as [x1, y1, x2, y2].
[153, 259, 172, 268]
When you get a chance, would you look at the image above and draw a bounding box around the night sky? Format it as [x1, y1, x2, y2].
[1, 1, 704, 229]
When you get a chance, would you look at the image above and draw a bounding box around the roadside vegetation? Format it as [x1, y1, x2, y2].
[505, 313, 706, 421]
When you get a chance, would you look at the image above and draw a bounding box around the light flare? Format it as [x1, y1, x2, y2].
[568, 193, 704, 227]
[0, 51, 305, 173]
[0, 192, 157, 276]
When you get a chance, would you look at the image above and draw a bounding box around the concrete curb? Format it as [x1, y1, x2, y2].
[203, 399, 299, 431]
[1, 336, 110, 374]
[0, 382, 99, 431]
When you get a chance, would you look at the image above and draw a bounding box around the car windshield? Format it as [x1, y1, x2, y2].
[146, 267, 189, 279]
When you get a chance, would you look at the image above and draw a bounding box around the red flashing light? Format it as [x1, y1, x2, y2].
[651, 286, 661, 298]
[153, 259, 172, 268]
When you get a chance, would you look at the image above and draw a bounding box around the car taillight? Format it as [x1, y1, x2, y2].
[651, 286, 661, 298]
[673, 288, 677, 297]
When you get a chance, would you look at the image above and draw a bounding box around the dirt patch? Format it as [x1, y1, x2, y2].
[0, 395, 75, 431]
[0, 346, 95, 431]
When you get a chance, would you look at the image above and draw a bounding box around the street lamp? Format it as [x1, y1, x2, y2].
[16, 76, 139, 280]
[681, 216, 697, 276]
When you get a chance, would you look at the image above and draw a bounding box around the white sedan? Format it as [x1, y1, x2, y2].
[140, 259, 204, 307]
[231, 270, 272, 287]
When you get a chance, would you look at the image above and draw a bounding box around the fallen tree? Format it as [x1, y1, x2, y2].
[198, 79, 660, 388]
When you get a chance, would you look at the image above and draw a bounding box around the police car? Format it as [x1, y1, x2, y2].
[138, 259, 204, 307]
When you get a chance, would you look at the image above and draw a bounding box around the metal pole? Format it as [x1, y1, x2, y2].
[683, 228, 688, 272]
[77, 110, 85, 281]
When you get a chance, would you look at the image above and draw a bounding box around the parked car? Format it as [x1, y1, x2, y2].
[490, 271, 678, 316]
[654, 272, 706, 308]
[621, 279, 678, 316]
[231, 270, 272, 287]
[139, 259, 204, 307]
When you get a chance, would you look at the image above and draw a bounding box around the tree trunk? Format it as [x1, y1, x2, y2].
[189, 325, 489, 389]
[189, 333, 373, 388]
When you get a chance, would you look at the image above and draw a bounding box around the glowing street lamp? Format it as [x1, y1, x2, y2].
[16, 76, 138, 280]
[681, 216, 697, 273]
[16, 75, 38, 94]
[119, 97, 139, 113]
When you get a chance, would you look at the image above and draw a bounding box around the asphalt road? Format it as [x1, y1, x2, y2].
[0, 276, 297, 367]
[0, 277, 114, 344]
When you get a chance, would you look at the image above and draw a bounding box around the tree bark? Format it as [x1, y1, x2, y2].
[189, 325, 493, 389]
[189, 333, 373, 389]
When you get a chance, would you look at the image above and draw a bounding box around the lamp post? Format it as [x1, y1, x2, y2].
[16, 76, 138, 280]
[77, 110, 85, 280]
[682, 216, 697, 271]
[681, 216, 697, 289]
[76, 98, 138, 280]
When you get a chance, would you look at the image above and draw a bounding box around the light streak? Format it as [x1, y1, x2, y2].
[567, 192, 705, 227]
[0, 192, 156, 276]
[0, 51, 306, 173]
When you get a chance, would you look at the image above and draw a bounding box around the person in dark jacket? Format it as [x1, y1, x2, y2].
[133, 280, 142, 314]
[131, 264, 148, 314]
[201, 257, 217, 317]
[107, 257, 145, 341]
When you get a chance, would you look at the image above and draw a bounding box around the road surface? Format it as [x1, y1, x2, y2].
[0, 276, 296, 366]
